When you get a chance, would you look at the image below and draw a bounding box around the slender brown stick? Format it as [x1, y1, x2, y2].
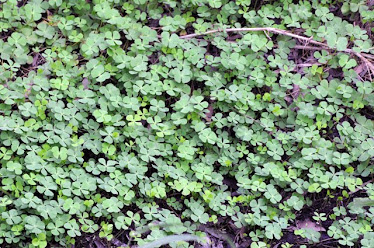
[293, 45, 325, 51]
[293, 45, 374, 60]
[179, 27, 374, 62]
[180, 27, 327, 47]
[352, 51, 374, 78]
[296, 63, 323, 67]
[349, 179, 374, 195]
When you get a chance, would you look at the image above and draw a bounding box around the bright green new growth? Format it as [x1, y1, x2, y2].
[0, 0, 374, 247]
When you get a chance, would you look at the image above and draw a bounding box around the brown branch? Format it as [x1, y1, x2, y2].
[293, 45, 374, 60]
[296, 63, 323, 67]
[180, 27, 327, 46]
[293, 45, 325, 51]
[352, 51, 374, 79]
[349, 179, 374, 195]
[294, 46, 374, 76]
[179, 27, 374, 62]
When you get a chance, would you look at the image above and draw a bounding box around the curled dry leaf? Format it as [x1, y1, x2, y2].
[291, 84, 301, 99]
[354, 63, 366, 76]
[82, 78, 90, 90]
[295, 219, 326, 232]
[205, 104, 214, 122]
[32, 53, 40, 67]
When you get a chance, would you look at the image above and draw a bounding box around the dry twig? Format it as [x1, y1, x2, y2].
[179, 27, 327, 47]
[179, 27, 374, 76]
[352, 52, 374, 80]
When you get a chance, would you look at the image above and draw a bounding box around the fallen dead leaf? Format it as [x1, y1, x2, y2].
[295, 218, 326, 232]
[291, 84, 300, 99]
[82, 78, 90, 90]
[205, 104, 214, 122]
[354, 63, 365, 75]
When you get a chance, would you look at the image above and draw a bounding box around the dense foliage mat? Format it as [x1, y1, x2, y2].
[1, 0, 374, 247]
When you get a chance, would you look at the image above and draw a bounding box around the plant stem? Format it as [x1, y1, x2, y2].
[178, 27, 374, 75]
[180, 27, 326, 47]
